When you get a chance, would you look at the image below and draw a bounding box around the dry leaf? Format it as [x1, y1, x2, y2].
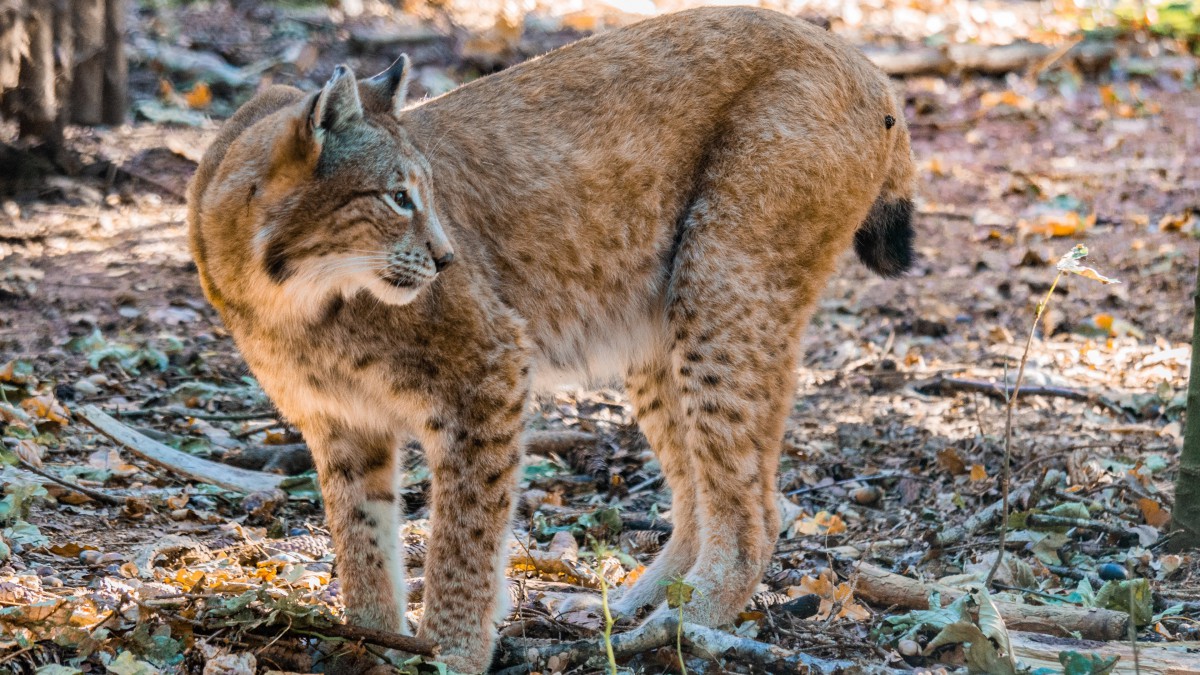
[13, 440, 43, 468]
[937, 447, 967, 475]
[20, 394, 70, 426]
[969, 464, 987, 482]
[1018, 210, 1095, 238]
[1056, 244, 1120, 284]
[184, 82, 212, 109]
[1136, 498, 1171, 527]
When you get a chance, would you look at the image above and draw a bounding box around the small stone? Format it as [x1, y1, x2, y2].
[80, 550, 102, 565]
[1098, 563, 1129, 581]
[242, 489, 287, 520]
[42, 576, 63, 588]
[898, 639, 922, 657]
[35, 566, 54, 577]
[97, 552, 125, 565]
[851, 485, 883, 505]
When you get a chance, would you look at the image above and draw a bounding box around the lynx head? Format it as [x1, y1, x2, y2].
[253, 58, 452, 309]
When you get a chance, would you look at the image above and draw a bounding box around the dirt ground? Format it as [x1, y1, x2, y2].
[0, 0, 1198, 673]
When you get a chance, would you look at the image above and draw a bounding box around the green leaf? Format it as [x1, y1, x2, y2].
[0, 482, 49, 523]
[663, 576, 695, 609]
[1059, 650, 1120, 675]
[1095, 578, 1152, 626]
[3, 520, 48, 549]
[927, 621, 1016, 675]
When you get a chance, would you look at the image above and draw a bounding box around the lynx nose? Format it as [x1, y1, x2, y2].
[434, 252, 455, 271]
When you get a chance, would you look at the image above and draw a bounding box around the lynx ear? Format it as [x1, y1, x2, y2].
[311, 65, 364, 138]
[361, 55, 411, 116]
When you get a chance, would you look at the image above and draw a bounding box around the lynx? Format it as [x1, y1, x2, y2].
[188, 6, 915, 671]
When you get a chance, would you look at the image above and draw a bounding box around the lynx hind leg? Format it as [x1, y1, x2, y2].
[611, 359, 700, 617]
[307, 422, 407, 633]
[653, 232, 803, 628]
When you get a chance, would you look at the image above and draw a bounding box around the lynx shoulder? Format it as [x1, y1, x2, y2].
[188, 7, 915, 672]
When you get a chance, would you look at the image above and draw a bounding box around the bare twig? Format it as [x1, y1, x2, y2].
[985, 271, 1063, 588]
[785, 471, 909, 496]
[917, 376, 1131, 420]
[114, 406, 279, 421]
[16, 458, 125, 505]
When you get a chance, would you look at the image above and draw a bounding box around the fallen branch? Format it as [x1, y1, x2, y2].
[1009, 631, 1200, 675]
[499, 616, 852, 674]
[850, 562, 1129, 641]
[934, 484, 1032, 547]
[916, 377, 1130, 420]
[77, 405, 285, 494]
[313, 622, 438, 657]
[786, 471, 908, 497]
[864, 40, 1117, 78]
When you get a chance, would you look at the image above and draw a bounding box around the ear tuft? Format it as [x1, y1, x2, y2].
[362, 54, 411, 116]
[311, 65, 364, 137]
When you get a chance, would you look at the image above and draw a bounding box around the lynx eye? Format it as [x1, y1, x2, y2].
[394, 189, 414, 211]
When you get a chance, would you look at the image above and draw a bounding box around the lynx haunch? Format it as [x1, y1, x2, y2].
[188, 6, 916, 671]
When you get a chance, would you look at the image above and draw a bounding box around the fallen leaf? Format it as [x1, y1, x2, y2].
[969, 464, 987, 482]
[1136, 498, 1171, 527]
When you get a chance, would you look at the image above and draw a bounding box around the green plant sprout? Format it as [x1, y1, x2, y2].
[986, 244, 1120, 586]
[664, 575, 697, 675]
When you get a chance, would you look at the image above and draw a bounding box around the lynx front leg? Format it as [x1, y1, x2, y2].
[417, 364, 528, 672]
[306, 422, 407, 633]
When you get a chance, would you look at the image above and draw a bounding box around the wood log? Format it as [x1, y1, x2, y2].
[851, 562, 1130, 641]
[69, 0, 104, 124]
[865, 47, 953, 76]
[101, 0, 125, 124]
[1010, 631, 1200, 675]
[949, 42, 1053, 75]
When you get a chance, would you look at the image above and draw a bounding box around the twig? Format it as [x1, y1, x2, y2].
[1024, 513, 1133, 538]
[986, 271, 1063, 588]
[16, 458, 125, 505]
[114, 406, 279, 421]
[917, 376, 1131, 420]
[785, 471, 909, 496]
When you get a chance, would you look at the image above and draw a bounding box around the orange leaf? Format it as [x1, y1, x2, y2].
[969, 464, 987, 482]
[1136, 498, 1171, 527]
[184, 82, 212, 109]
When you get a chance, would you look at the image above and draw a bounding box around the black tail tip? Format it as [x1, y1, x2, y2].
[855, 197, 915, 278]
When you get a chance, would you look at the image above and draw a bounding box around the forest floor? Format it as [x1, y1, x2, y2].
[0, 0, 1198, 673]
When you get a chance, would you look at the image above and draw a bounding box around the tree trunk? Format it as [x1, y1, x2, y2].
[0, 3, 24, 91]
[69, 0, 104, 125]
[14, 0, 57, 141]
[101, 0, 125, 125]
[1170, 250, 1200, 551]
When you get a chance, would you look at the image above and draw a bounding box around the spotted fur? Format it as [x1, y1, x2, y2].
[187, 8, 915, 671]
